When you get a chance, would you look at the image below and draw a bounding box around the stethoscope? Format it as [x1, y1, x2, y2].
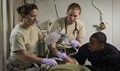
[64, 17, 79, 36]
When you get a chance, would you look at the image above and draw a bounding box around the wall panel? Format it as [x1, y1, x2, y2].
[113, 0, 120, 49]
[0, 0, 2, 70]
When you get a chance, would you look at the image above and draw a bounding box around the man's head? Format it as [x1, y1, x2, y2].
[66, 3, 81, 24]
[88, 32, 107, 52]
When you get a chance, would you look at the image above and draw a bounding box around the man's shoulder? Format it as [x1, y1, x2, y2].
[105, 43, 119, 54]
[80, 43, 89, 49]
[82, 43, 89, 46]
[105, 43, 117, 49]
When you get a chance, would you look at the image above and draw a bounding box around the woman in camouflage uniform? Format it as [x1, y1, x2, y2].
[7, 3, 57, 71]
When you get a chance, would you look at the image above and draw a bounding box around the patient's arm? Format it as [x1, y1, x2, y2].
[50, 43, 60, 54]
[66, 56, 76, 64]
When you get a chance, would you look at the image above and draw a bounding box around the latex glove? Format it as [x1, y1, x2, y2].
[42, 59, 57, 66]
[56, 52, 68, 60]
[70, 40, 79, 48]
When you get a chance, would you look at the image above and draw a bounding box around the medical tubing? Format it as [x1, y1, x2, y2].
[54, 0, 59, 19]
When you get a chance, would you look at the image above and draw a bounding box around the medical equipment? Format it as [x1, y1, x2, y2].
[54, 0, 59, 19]
[92, 0, 107, 30]
[99, 22, 106, 30]
[64, 17, 79, 35]
[44, 32, 78, 64]
[44, 32, 61, 44]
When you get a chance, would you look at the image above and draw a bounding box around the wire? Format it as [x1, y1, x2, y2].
[33, 0, 35, 4]
[92, 0, 103, 22]
[54, 0, 59, 19]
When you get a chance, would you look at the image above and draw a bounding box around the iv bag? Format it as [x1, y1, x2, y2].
[61, 34, 70, 45]
[44, 32, 60, 44]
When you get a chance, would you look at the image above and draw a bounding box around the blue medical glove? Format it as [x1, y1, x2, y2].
[70, 40, 79, 48]
[56, 52, 68, 60]
[42, 59, 57, 66]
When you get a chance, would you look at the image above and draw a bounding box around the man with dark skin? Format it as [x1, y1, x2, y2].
[73, 32, 120, 71]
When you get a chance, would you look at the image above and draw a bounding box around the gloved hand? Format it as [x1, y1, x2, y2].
[42, 59, 57, 66]
[70, 40, 79, 48]
[56, 52, 68, 60]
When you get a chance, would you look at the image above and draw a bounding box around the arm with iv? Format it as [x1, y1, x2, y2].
[50, 38, 76, 64]
[44, 32, 78, 64]
[44, 32, 68, 60]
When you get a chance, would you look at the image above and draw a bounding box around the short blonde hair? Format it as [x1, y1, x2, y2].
[67, 3, 81, 14]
